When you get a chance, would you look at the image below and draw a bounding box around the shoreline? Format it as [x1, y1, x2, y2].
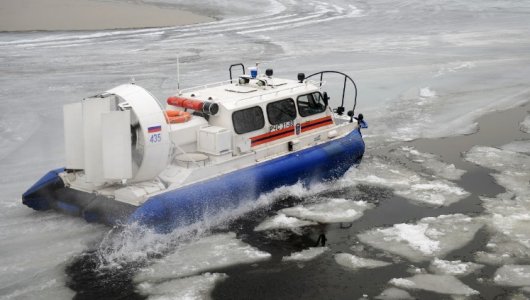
[0, 0, 213, 32]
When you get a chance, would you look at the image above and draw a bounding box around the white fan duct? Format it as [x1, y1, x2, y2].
[64, 84, 171, 185]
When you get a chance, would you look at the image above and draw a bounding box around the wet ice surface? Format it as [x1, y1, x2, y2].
[390, 274, 479, 296]
[254, 213, 317, 232]
[137, 272, 227, 300]
[282, 247, 328, 262]
[347, 152, 469, 207]
[520, 116, 530, 133]
[494, 265, 530, 288]
[428, 258, 483, 277]
[464, 145, 530, 266]
[357, 214, 483, 262]
[134, 232, 270, 282]
[280, 198, 374, 223]
[375, 287, 413, 300]
[334, 253, 391, 270]
[1, 0, 530, 298]
[501, 140, 530, 154]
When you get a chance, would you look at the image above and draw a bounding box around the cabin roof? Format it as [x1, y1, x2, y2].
[178, 77, 321, 111]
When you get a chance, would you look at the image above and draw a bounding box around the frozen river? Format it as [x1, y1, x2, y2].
[1, 0, 530, 299]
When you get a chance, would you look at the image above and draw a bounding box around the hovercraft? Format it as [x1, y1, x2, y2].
[22, 64, 367, 232]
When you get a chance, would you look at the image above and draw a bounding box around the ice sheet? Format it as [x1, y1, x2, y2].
[358, 214, 483, 262]
[134, 232, 270, 282]
[501, 141, 530, 154]
[389, 274, 479, 296]
[400, 146, 466, 180]
[137, 272, 227, 300]
[494, 265, 530, 287]
[520, 116, 530, 133]
[334, 253, 391, 270]
[428, 258, 483, 277]
[282, 247, 328, 262]
[280, 198, 374, 223]
[375, 287, 413, 300]
[465, 146, 530, 264]
[347, 156, 468, 207]
[254, 214, 317, 232]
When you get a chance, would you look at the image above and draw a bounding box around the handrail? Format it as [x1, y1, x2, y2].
[229, 63, 245, 82]
[305, 71, 358, 115]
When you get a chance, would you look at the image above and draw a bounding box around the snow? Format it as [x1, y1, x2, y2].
[358, 214, 483, 262]
[280, 198, 374, 223]
[493, 265, 530, 287]
[282, 247, 328, 262]
[137, 272, 227, 300]
[390, 274, 479, 296]
[254, 214, 317, 232]
[429, 258, 483, 276]
[334, 253, 391, 270]
[520, 116, 530, 133]
[375, 287, 414, 300]
[348, 156, 469, 207]
[134, 233, 270, 282]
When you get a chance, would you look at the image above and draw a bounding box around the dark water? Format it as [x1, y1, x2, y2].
[64, 103, 529, 299]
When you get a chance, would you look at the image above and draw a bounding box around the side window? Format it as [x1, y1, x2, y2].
[232, 106, 265, 134]
[266, 99, 296, 125]
[297, 92, 326, 117]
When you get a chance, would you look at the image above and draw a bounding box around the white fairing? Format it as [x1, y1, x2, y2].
[102, 110, 132, 180]
[63, 103, 84, 169]
[64, 84, 171, 185]
[107, 84, 171, 183]
[82, 97, 111, 184]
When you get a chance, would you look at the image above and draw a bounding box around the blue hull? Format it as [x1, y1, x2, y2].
[23, 129, 364, 232]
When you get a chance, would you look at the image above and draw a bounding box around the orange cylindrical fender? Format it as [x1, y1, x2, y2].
[167, 96, 219, 115]
[165, 110, 191, 123]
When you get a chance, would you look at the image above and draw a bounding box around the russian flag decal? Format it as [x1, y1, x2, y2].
[148, 125, 161, 133]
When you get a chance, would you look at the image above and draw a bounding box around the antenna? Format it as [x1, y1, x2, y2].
[177, 55, 180, 94]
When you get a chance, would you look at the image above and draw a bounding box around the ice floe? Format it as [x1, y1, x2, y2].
[464, 146, 530, 264]
[428, 258, 483, 276]
[280, 198, 374, 223]
[390, 274, 479, 296]
[375, 287, 414, 300]
[400, 146, 466, 180]
[358, 214, 483, 262]
[501, 141, 530, 154]
[137, 272, 227, 300]
[134, 232, 270, 282]
[348, 156, 469, 207]
[282, 247, 328, 262]
[419, 87, 437, 99]
[520, 116, 530, 133]
[334, 253, 391, 270]
[465, 146, 530, 175]
[254, 214, 316, 232]
[494, 265, 530, 287]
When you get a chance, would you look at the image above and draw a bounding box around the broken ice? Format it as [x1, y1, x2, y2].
[334, 253, 391, 270]
[357, 214, 483, 262]
[134, 232, 270, 282]
[280, 198, 374, 223]
[254, 213, 316, 232]
[428, 258, 483, 277]
[494, 265, 530, 287]
[390, 274, 479, 296]
[348, 156, 468, 207]
[282, 247, 328, 262]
